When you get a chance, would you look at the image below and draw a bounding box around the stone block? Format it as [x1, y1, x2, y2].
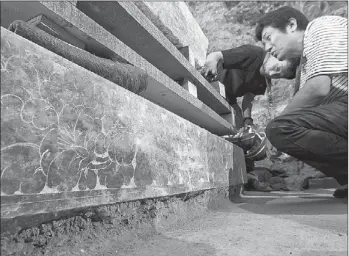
[177, 46, 197, 98]
[0, 1, 235, 135]
[221, 112, 235, 126]
[178, 79, 198, 98]
[308, 178, 340, 189]
[0, 29, 246, 227]
[210, 81, 226, 98]
[134, 2, 208, 68]
[68, 0, 77, 6]
[178, 46, 195, 67]
[27, 14, 85, 49]
[76, 1, 231, 114]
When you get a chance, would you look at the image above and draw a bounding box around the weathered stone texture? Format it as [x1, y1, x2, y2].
[0, 1, 233, 134]
[1, 29, 246, 220]
[76, 1, 231, 115]
[1, 187, 232, 251]
[134, 2, 209, 68]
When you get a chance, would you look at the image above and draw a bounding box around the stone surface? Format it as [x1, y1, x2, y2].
[0, 187, 233, 251]
[134, 2, 209, 69]
[308, 178, 340, 189]
[178, 46, 195, 67]
[27, 14, 86, 50]
[2, 189, 347, 256]
[210, 81, 226, 98]
[221, 110, 235, 126]
[255, 156, 326, 191]
[180, 80, 198, 98]
[76, 1, 231, 115]
[0, 1, 235, 135]
[9, 20, 148, 95]
[1, 29, 246, 224]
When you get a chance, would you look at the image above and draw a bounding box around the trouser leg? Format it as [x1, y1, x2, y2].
[265, 96, 348, 185]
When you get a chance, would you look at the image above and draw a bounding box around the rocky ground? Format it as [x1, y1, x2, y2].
[3, 189, 347, 256]
[0, 188, 233, 256]
[252, 155, 333, 191]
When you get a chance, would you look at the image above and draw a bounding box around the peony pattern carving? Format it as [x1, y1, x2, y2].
[1, 39, 146, 196]
[1, 30, 239, 200]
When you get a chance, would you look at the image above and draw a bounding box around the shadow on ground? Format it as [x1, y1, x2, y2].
[238, 198, 348, 215]
[235, 195, 348, 235]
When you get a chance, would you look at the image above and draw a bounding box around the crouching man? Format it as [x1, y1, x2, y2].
[202, 44, 298, 130]
[255, 7, 348, 197]
[201, 44, 298, 172]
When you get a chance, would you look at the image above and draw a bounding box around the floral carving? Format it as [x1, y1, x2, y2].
[1, 47, 139, 195]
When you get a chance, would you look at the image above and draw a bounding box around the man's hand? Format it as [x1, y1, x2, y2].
[201, 51, 223, 81]
[243, 117, 254, 127]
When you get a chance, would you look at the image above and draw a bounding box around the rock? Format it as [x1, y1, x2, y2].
[269, 177, 288, 191]
[303, 177, 340, 190]
[254, 154, 326, 190]
[253, 167, 273, 182]
[135, 2, 209, 68]
[246, 167, 288, 192]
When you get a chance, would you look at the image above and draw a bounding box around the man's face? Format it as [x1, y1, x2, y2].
[261, 26, 293, 61]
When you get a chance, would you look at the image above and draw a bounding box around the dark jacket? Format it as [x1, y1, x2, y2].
[217, 44, 267, 105]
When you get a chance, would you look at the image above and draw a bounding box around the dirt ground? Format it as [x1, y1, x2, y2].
[3, 189, 346, 256]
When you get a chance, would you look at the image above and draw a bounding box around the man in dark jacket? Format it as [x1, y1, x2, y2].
[202, 44, 297, 129]
[201, 44, 299, 185]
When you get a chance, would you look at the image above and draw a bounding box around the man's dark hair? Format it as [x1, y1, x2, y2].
[255, 6, 309, 41]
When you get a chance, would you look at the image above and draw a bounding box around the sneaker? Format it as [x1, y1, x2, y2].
[333, 184, 348, 198]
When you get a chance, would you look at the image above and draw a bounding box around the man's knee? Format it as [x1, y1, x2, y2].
[265, 117, 293, 150]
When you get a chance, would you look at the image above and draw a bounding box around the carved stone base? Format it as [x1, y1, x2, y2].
[1, 28, 246, 235]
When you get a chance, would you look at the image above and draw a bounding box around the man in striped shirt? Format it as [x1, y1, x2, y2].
[255, 6, 348, 198]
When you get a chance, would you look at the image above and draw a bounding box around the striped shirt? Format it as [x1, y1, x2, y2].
[299, 16, 348, 104]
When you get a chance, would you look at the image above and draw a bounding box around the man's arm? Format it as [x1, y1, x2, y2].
[221, 45, 262, 70]
[202, 51, 223, 78]
[202, 45, 262, 78]
[282, 16, 347, 115]
[281, 75, 331, 115]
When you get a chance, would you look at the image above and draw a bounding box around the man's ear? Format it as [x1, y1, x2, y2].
[287, 18, 298, 33]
